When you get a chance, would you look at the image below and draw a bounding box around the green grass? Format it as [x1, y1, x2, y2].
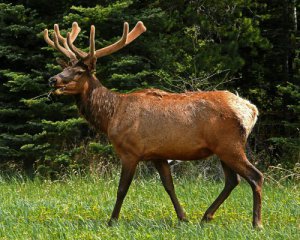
[0, 174, 299, 239]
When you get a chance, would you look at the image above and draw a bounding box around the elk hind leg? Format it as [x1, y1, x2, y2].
[220, 150, 264, 228]
[201, 161, 240, 222]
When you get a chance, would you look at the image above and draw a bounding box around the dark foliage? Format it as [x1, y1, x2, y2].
[0, 0, 299, 177]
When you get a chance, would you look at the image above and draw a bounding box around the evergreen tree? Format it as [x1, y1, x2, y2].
[0, 3, 88, 177]
[0, 0, 298, 177]
[252, 0, 300, 165]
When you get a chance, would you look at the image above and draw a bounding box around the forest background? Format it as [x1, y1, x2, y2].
[0, 0, 299, 179]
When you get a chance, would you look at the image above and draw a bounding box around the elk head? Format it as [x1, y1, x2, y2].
[44, 21, 146, 95]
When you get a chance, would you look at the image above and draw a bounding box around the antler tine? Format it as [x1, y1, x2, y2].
[54, 24, 77, 60]
[54, 24, 68, 49]
[70, 22, 81, 43]
[66, 22, 88, 59]
[126, 21, 147, 45]
[52, 30, 73, 59]
[55, 23, 80, 51]
[67, 32, 88, 59]
[94, 22, 129, 58]
[43, 29, 56, 48]
[90, 25, 95, 58]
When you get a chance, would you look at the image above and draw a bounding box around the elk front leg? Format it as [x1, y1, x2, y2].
[108, 159, 138, 226]
[153, 160, 187, 221]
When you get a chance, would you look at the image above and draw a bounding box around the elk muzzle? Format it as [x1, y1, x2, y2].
[49, 77, 58, 87]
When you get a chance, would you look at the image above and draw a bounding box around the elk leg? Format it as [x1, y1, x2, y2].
[201, 161, 240, 222]
[220, 151, 264, 229]
[108, 160, 138, 226]
[153, 160, 187, 221]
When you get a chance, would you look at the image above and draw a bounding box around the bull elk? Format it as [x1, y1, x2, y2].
[44, 21, 263, 228]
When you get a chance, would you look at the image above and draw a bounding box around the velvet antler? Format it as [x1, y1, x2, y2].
[44, 21, 147, 68]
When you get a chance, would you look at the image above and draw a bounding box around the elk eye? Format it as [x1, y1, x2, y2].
[76, 69, 85, 74]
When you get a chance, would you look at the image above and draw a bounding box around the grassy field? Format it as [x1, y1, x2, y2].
[0, 173, 299, 239]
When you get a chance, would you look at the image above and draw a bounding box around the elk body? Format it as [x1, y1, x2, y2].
[44, 21, 263, 228]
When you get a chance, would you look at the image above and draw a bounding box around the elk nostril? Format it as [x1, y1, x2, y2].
[48, 77, 57, 87]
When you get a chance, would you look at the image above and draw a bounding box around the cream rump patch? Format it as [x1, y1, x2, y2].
[227, 94, 258, 137]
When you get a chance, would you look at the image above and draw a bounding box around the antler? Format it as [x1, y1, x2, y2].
[94, 21, 146, 58]
[44, 21, 146, 66]
[44, 22, 82, 60]
[67, 21, 146, 60]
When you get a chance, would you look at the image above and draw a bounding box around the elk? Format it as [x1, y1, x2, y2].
[44, 21, 263, 228]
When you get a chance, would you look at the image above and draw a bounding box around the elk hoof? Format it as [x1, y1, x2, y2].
[201, 214, 214, 223]
[179, 217, 189, 223]
[108, 219, 118, 227]
[253, 223, 264, 230]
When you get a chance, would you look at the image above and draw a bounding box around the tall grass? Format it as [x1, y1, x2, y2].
[0, 173, 299, 239]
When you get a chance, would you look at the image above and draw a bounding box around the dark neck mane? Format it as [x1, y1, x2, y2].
[75, 74, 119, 134]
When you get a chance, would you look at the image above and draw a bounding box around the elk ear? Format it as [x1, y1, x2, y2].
[56, 58, 69, 68]
[83, 57, 97, 72]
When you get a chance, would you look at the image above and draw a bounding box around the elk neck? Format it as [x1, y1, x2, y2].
[75, 73, 119, 134]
